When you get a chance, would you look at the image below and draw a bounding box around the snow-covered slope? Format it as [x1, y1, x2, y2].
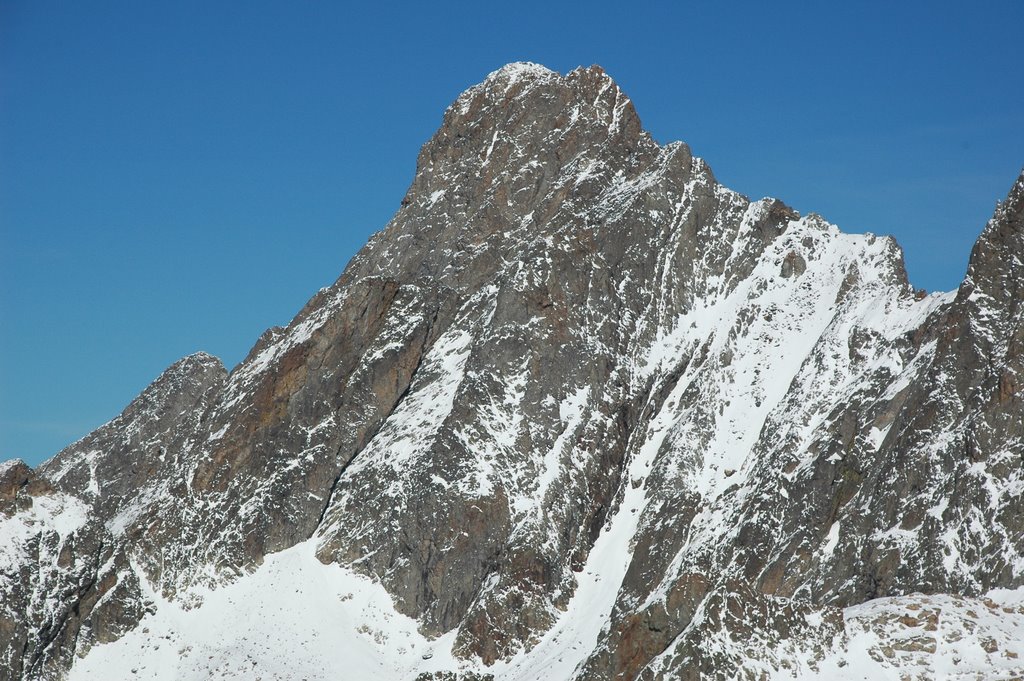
[2, 63, 1022, 681]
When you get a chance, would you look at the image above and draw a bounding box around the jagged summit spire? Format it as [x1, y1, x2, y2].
[446, 62, 638, 131]
[409, 61, 652, 212]
[482, 61, 558, 83]
[344, 62, 674, 289]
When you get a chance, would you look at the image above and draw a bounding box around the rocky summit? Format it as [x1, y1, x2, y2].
[3, 63, 1023, 681]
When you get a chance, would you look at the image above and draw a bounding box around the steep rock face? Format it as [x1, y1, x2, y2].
[577, 172, 1024, 680]
[41, 352, 227, 518]
[1, 64, 1022, 681]
[0, 354, 226, 680]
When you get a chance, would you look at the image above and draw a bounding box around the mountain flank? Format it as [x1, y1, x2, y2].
[2, 62, 1023, 680]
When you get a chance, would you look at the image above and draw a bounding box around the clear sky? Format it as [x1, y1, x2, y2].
[2, 1, 1022, 466]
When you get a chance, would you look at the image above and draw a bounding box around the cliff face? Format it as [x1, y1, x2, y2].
[2, 63, 1022, 681]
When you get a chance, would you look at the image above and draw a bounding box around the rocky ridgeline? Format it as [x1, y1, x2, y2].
[2, 63, 1022, 680]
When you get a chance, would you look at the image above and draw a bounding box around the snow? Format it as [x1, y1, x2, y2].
[66, 548, 1024, 681]
[317, 294, 485, 535]
[488, 62, 557, 85]
[38, 493, 91, 537]
[532, 386, 590, 507]
[69, 540, 464, 681]
[796, 590, 1024, 680]
[0, 458, 23, 475]
[0, 488, 93, 650]
[821, 521, 841, 558]
[107, 485, 165, 536]
[0, 492, 90, 568]
[866, 425, 890, 451]
[353, 323, 472, 490]
[492, 380, 671, 681]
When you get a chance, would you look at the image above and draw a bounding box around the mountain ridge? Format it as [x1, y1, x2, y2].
[2, 62, 1023, 680]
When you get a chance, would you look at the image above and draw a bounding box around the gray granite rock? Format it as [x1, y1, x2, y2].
[1, 63, 1021, 680]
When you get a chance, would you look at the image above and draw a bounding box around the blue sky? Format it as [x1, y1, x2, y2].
[2, 1, 1022, 466]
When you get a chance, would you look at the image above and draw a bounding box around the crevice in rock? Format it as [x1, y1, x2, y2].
[309, 299, 445, 538]
[28, 559, 100, 678]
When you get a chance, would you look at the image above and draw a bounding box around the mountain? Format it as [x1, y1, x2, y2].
[2, 62, 1023, 681]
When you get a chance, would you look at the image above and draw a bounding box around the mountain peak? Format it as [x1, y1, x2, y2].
[473, 62, 622, 100]
[6, 65, 1024, 681]
[442, 62, 641, 142]
[482, 60, 558, 84]
[348, 63, 657, 287]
